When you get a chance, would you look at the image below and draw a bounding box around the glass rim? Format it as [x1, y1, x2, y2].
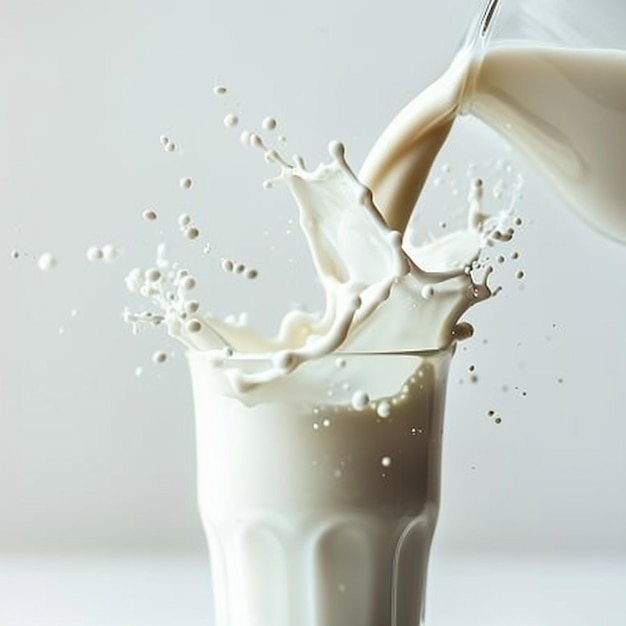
[185, 342, 456, 363]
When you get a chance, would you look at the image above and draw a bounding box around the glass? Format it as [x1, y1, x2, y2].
[188, 347, 453, 626]
[463, 0, 626, 242]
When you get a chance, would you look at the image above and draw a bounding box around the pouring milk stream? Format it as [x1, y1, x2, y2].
[361, 0, 626, 242]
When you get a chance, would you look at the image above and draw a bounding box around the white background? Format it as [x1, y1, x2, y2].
[1, 0, 625, 622]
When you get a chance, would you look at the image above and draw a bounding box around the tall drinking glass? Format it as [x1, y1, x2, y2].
[464, 0, 626, 241]
[188, 347, 452, 626]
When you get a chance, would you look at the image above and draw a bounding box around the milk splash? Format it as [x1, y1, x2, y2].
[123, 113, 523, 396]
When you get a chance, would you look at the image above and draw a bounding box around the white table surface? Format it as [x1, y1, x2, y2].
[1, 552, 624, 625]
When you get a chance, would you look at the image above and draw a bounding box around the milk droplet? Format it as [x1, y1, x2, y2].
[323, 419, 331, 428]
[249, 133, 263, 148]
[102, 244, 118, 263]
[180, 275, 196, 290]
[142, 209, 158, 221]
[134, 366, 144, 377]
[152, 350, 168, 364]
[160, 135, 169, 146]
[38, 253, 57, 272]
[222, 259, 234, 273]
[178, 213, 191, 227]
[376, 401, 392, 418]
[351, 390, 369, 411]
[180, 177, 192, 190]
[224, 113, 239, 127]
[328, 141, 345, 160]
[11, 250, 19, 259]
[381, 456, 392, 467]
[240, 130, 251, 145]
[186, 319, 202, 333]
[245, 268, 258, 280]
[335, 357, 346, 369]
[184, 301, 200, 314]
[516, 270, 525, 280]
[184, 226, 200, 240]
[262, 117, 277, 131]
[213, 85, 227, 95]
[145, 268, 161, 282]
[166, 142, 176, 152]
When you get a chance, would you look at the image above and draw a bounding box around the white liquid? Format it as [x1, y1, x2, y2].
[127, 28, 626, 626]
[358, 46, 472, 233]
[360, 44, 626, 242]
[190, 349, 450, 626]
[471, 44, 626, 241]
